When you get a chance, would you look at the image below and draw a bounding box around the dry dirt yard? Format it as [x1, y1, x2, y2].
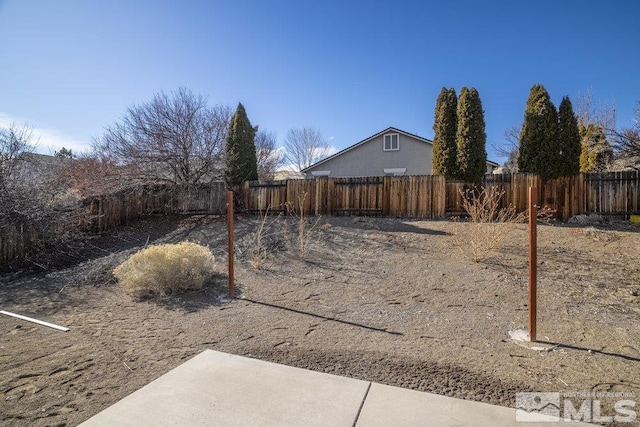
[1, 214, 640, 426]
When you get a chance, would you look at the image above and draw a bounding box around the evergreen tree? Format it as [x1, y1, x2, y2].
[225, 103, 258, 186]
[518, 84, 559, 180]
[557, 96, 581, 176]
[54, 147, 75, 159]
[432, 88, 459, 178]
[456, 87, 487, 183]
[579, 124, 613, 172]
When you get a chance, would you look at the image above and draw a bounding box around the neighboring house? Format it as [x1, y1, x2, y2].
[301, 127, 499, 178]
[273, 170, 304, 180]
[15, 153, 65, 184]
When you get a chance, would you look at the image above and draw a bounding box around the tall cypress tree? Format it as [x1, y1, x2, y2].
[432, 88, 459, 178]
[518, 84, 558, 180]
[557, 96, 581, 176]
[225, 103, 258, 186]
[456, 87, 487, 183]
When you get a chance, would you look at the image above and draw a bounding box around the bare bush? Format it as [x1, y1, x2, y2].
[453, 186, 554, 262]
[113, 242, 216, 298]
[453, 187, 527, 262]
[249, 207, 284, 269]
[285, 192, 323, 261]
[0, 124, 85, 269]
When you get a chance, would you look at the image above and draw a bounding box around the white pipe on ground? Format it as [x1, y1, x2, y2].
[0, 310, 70, 332]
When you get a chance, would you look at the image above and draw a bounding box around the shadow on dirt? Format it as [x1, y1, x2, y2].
[148, 272, 237, 313]
[1, 215, 184, 276]
[537, 340, 640, 363]
[242, 297, 404, 336]
[347, 217, 450, 236]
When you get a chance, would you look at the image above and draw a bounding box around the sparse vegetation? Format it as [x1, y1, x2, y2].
[249, 207, 284, 269]
[285, 192, 323, 261]
[113, 242, 216, 297]
[454, 186, 556, 262]
[454, 186, 527, 262]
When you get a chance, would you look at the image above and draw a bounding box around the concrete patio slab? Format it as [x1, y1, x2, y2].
[81, 350, 596, 426]
[80, 350, 369, 426]
[358, 382, 592, 426]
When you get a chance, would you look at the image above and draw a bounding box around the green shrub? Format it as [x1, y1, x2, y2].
[114, 242, 216, 297]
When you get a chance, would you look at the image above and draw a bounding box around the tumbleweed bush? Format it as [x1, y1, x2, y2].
[113, 242, 216, 297]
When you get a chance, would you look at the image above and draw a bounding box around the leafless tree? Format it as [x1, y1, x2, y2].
[283, 127, 333, 172]
[576, 88, 617, 133]
[63, 152, 132, 196]
[94, 88, 232, 185]
[575, 89, 617, 171]
[254, 128, 283, 181]
[0, 122, 35, 191]
[492, 125, 520, 173]
[612, 101, 640, 168]
[1, 123, 83, 268]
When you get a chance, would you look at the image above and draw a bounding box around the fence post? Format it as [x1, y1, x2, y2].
[528, 186, 537, 342]
[314, 178, 320, 216]
[227, 190, 235, 299]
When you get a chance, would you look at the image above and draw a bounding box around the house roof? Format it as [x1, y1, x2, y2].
[301, 127, 433, 173]
[301, 126, 499, 172]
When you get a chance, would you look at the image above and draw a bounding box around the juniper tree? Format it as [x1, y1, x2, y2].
[432, 88, 459, 178]
[225, 103, 258, 186]
[518, 84, 559, 180]
[557, 96, 581, 176]
[579, 123, 613, 171]
[456, 87, 487, 183]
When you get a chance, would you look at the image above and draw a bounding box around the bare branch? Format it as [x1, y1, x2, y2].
[491, 125, 520, 173]
[93, 88, 231, 187]
[0, 122, 35, 189]
[611, 101, 640, 166]
[254, 129, 283, 181]
[283, 127, 332, 172]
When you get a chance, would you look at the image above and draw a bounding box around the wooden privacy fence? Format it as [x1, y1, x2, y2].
[242, 175, 447, 218]
[84, 182, 228, 232]
[584, 171, 640, 215]
[3, 172, 640, 266]
[0, 222, 38, 265]
[445, 171, 640, 220]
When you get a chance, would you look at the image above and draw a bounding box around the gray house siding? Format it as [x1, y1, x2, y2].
[304, 130, 433, 178]
[302, 127, 499, 178]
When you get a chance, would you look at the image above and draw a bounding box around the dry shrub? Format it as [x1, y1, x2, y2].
[454, 187, 527, 262]
[285, 192, 323, 261]
[113, 242, 215, 297]
[249, 207, 284, 269]
[454, 186, 555, 262]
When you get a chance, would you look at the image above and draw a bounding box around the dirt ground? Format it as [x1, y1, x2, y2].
[1, 214, 640, 426]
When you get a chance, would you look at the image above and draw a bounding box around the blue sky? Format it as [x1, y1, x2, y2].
[1, 0, 638, 164]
